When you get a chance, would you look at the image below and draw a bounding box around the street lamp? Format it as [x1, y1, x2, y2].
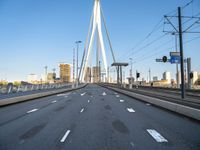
[129, 58, 133, 89]
[129, 58, 133, 78]
[75, 41, 82, 86]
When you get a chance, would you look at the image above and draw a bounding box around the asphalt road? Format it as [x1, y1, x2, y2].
[0, 84, 199, 150]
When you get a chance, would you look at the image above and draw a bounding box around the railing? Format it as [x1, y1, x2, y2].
[0, 83, 78, 94]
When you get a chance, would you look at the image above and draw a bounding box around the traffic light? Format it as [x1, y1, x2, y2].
[162, 56, 168, 63]
[136, 73, 140, 78]
[190, 72, 193, 79]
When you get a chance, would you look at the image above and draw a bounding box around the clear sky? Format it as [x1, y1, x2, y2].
[0, 0, 199, 82]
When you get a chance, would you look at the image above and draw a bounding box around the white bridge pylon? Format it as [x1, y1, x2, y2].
[80, 0, 113, 83]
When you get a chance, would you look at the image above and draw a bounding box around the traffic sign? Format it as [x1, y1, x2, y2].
[170, 52, 180, 64]
[171, 55, 180, 64]
[156, 59, 170, 62]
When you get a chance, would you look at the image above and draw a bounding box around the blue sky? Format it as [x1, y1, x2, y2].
[0, 0, 199, 82]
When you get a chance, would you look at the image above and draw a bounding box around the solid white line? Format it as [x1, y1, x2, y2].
[81, 92, 86, 96]
[27, 109, 38, 113]
[127, 108, 135, 113]
[51, 100, 57, 103]
[146, 103, 151, 106]
[147, 129, 168, 142]
[60, 130, 71, 143]
[57, 92, 71, 97]
[120, 100, 124, 102]
[80, 108, 84, 113]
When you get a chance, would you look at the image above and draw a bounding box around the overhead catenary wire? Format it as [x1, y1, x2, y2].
[120, 0, 196, 62]
[119, 18, 164, 61]
[133, 38, 174, 62]
[134, 35, 200, 64]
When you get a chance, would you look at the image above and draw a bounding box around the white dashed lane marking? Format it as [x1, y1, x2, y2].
[147, 129, 168, 143]
[81, 92, 86, 96]
[120, 100, 124, 102]
[27, 109, 38, 114]
[88, 100, 90, 103]
[51, 100, 57, 103]
[127, 108, 135, 113]
[80, 108, 85, 113]
[102, 92, 107, 96]
[60, 130, 71, 143]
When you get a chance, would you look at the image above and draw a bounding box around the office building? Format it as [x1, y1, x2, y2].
[192, 71, 198, 85]
[60, 64, 71, 83]
[47, 73, 56, 83]
[153, 76, 158, 82]
[84, 67, 91, 83]
[163, 71, 171, 84]
[92, 66, 100, 83]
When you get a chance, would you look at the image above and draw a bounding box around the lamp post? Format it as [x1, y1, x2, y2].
[75, 41, 82, 86]
[129, 58, 133, 89]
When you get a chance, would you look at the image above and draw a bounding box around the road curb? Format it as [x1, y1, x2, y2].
[0, 84, 87, 107]
[102, 85, 200, 121]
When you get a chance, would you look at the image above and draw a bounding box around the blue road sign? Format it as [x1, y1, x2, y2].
[170, 55, 180, 64]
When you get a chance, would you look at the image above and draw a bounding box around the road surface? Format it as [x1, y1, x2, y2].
[0, 84, 199, 150]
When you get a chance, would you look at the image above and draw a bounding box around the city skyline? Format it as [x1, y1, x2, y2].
[0, 0, 199, 82]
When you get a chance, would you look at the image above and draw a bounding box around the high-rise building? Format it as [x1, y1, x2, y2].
[84, 67, 91, 83]
[153, 76, 158, 82]
[47, 73, 56, 83]
[92, 66, 100, 83]
[163, 71, 171, 84]
[192, 71, 198, 85]
[59, 64, 71, 83]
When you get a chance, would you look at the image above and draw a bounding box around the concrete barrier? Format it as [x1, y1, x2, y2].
[104, 85, 200, 121]
[0, 84, 87, 107]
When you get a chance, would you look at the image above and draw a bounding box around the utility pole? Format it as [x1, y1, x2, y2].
[187, 58, 192, 89]
[164, 5, 200, 98]
[107, 66, 110, 83]
[44, 66, 48, 83]
[178, 7, 185, 99]
[173, 32, 180, 88]
[99, 61, 101, 83]
[75, 41, 82, 86]
[73, 48, 75, 83]
[129, 58, 133, 89]
[129, 58, 133, 78]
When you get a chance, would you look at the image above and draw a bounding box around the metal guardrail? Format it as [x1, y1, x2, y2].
[0, 83, 77, 94]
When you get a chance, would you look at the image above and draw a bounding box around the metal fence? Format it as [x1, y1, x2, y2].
[0, 83, 75, 94]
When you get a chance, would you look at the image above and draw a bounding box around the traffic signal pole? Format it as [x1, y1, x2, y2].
[178, 7, 185, 99]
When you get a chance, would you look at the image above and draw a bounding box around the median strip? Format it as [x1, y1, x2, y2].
[101, 85, 200, 121]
